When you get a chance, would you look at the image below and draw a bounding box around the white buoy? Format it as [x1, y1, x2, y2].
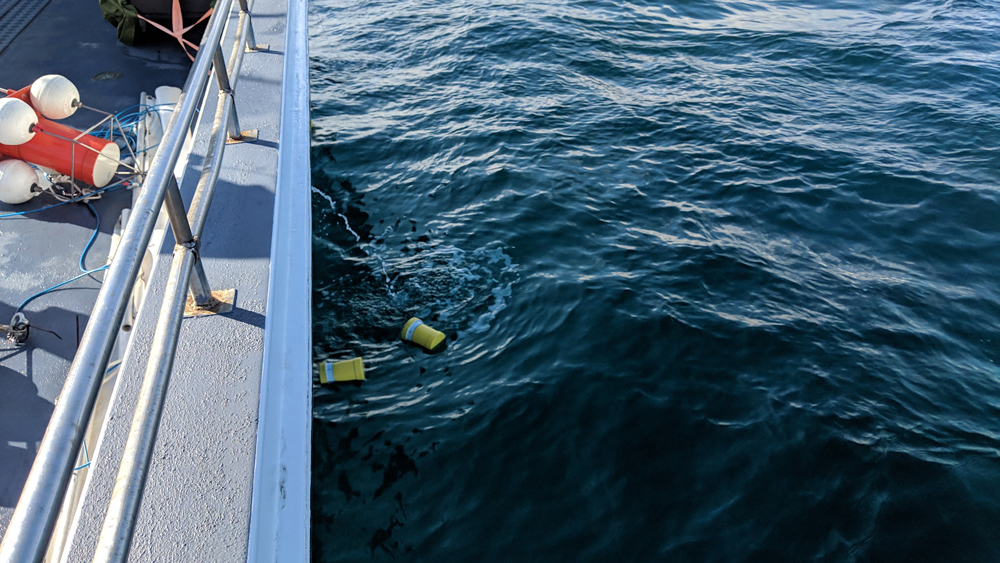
[0, 98, 38, 146]
[91, 142, 121, 188]
[29, 75, 80, 120]
[0, 159, 39, 204]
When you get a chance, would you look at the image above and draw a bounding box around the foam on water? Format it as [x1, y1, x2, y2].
[312, 185, 361, 242]
[312, 181, 518, 359]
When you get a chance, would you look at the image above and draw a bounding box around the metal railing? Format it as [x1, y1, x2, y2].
[0, 0, 264, 561]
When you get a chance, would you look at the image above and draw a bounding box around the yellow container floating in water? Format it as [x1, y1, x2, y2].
[401, 317, 446, 351]
[317, 357, 365, 383]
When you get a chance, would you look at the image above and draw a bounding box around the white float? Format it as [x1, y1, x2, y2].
[0, 159, 39, 204]
[29, 74, 80, 120]
[0, 97, 38, 146]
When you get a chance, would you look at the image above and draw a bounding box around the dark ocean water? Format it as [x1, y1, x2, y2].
[307, 1, 1000, 561]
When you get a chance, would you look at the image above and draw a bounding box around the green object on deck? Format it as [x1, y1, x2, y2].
[98, 0, 139, 45]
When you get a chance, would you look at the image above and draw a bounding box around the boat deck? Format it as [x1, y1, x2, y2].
[0, 0, 190, 539]
[0, 0, 311, 559]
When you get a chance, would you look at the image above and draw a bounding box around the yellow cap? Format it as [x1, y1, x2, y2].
[317, 357, 365, 384]
[401, 317, 446, 351]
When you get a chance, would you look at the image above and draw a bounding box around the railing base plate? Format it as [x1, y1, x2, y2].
[184, 288, 236, 318]
[227, 129, 259, 144]
[247, 44, 269, 52]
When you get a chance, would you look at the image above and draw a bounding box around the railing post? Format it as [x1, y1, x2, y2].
[237, 0, 261, 52]
[163, 176, 214, 307]
[211, 46, 244, 142]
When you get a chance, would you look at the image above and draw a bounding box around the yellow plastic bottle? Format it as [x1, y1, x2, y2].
[317, 357, 365, 383]
[401, 317, 446, 351]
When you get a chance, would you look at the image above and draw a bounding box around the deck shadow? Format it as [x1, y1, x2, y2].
[0, 364, 54, 507]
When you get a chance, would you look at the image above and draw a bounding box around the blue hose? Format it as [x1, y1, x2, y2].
[12, 199, 114, 314]
[2, 100, 159, 315]
[80, 202, 101, 272]
[0, 180, 128, 219]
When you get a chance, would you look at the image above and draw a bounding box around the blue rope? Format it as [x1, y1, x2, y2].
[73, 361, 121, 472]
[136, 142, 160, 155]
[74, 440, 90, 471]
[12, 199, 114, 314]
[14, 266, 108, 314]
[90, 104, 172, 145]
[1, 100, 161, 318]
[80, 202, 101, 272]
[0, 180, 129, 219]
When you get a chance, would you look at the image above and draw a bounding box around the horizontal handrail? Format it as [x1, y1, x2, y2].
[0, 0, 241, 561]
[93, 3, 258, 560]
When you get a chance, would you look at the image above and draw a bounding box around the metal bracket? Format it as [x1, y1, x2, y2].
[184, 288, 236, 318]
[246, 44, 269, 53]
[180, 237, 201, 261]
[226, 129, 258, 144]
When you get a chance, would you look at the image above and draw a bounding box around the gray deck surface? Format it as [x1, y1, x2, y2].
[0, 0, 51, 54]
[0, 0, 190, 540]
[63, 0, 288, 559]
